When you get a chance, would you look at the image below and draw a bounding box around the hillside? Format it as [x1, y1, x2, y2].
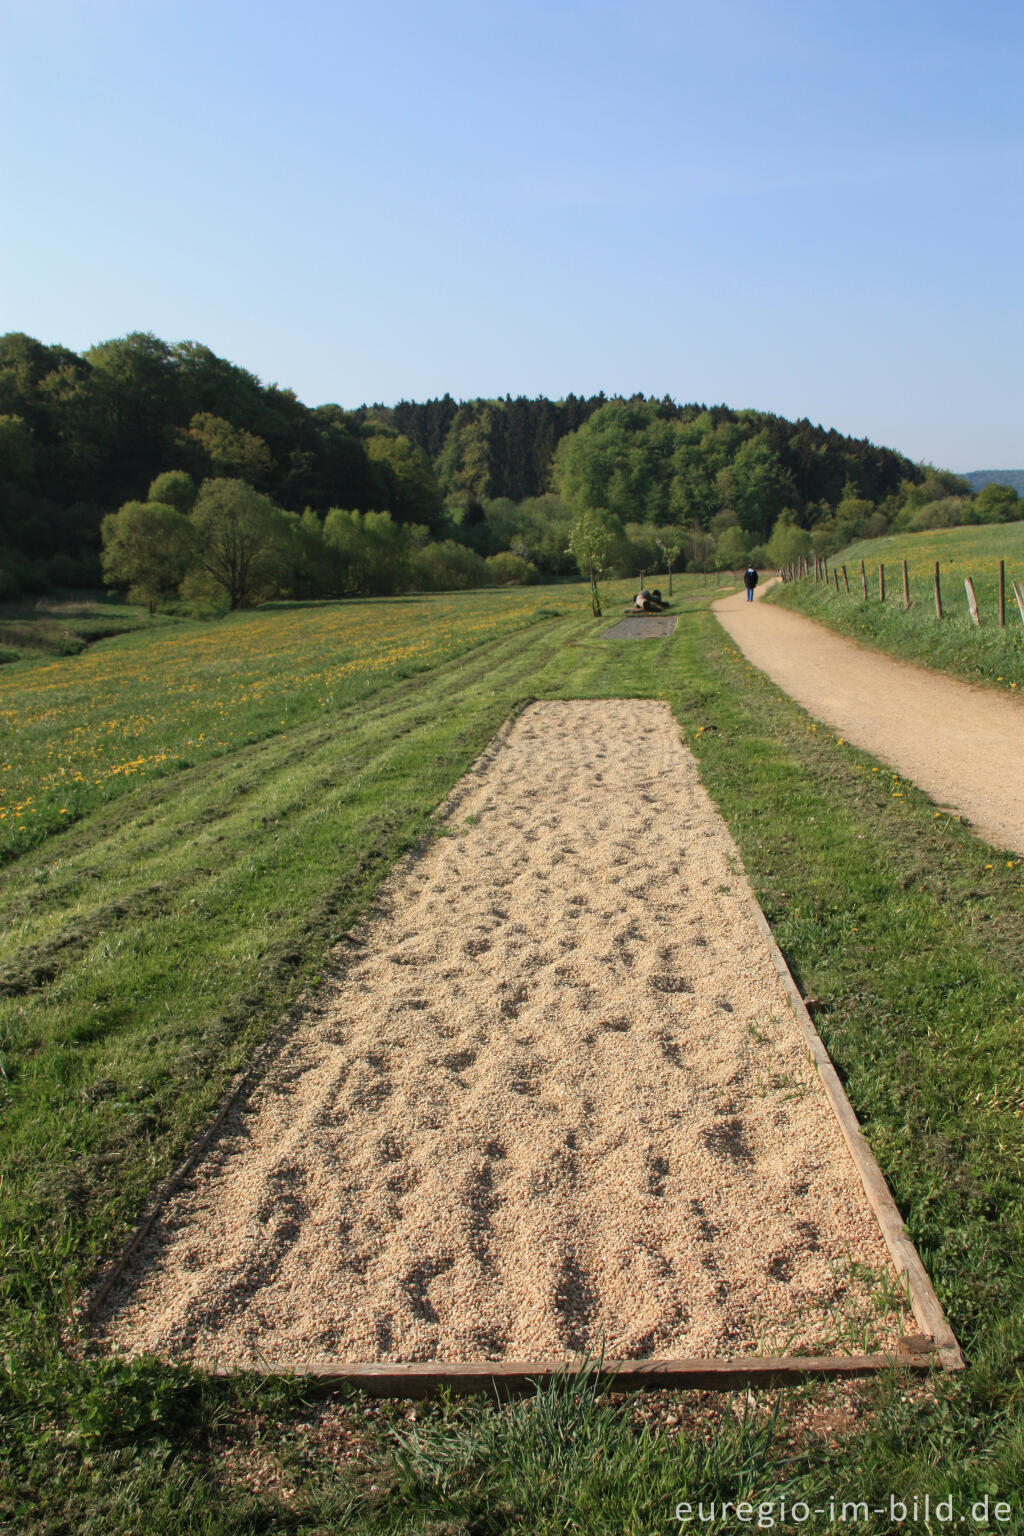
[1, 329, 931, 599]
[964, 469, 1024, 495]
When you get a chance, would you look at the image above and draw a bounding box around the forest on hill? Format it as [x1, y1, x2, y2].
[1, 329, 1019, 606]
[963, 469, 1024, 495]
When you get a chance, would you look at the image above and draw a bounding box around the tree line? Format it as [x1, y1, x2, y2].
[2, 329, 1019, 607]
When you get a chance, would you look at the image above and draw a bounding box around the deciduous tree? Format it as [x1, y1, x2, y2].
[568, 505, 617, 616]
[189, 478, 287, 609]
[101, 499, 194, 611]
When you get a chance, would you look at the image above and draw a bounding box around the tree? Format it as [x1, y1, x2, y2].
[714, 525, 750, 570]
[322, 508, 409, 595]
[410, 539, 490, 591]
[364, 430, 444, 529]
[765, 511, 811, 569]
[101, 500, 194, 611]
[684, 521, 713, 569]
[568, 506, 617, 616]
[148, 469, 196, 513]
[182, 413, 273, 486]
[486, 550, 537, 584]
[654, 532, 682, 595]
[972, 482, 1019, 523]
[189, 478, 288, 609]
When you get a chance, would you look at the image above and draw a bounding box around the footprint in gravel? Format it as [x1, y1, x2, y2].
[646, 1152, 670, 1197]
[464, 935, 491, 957]
[499, 984, 528, 1019]
[385, 1166, 418, 1197]
[554, 1249, 599, 1353]
[766, 1252, 794, 1282]
[650, 974, 694, 995]
[657, 1030, 683, 1067]
[402, 1260, 452, 1324]
[599, 1016, 631, 1033]
[442, 1047, 478, 1075]
[374, 1317, 394, 1353]
[691, 1199, 720, 1271]
[347, 1055, 391, 1109]
[700, 1116, 755, 1166]
[377, 1134, 405, 1164]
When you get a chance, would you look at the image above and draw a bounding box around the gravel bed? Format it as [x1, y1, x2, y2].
[602, 615, 679, 638]
[95, 700, 908, 1366]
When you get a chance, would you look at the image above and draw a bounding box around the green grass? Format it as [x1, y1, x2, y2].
[3, 576, 1023, 1533]
[0, 596, 164, 664]
[769, 522, 1024, 691]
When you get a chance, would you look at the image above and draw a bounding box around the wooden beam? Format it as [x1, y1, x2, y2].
[205, 1350, 937, 1398]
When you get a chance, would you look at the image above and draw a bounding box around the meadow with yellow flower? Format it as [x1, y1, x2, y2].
[0, 587, 561, 860]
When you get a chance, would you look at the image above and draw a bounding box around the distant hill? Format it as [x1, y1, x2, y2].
[964, 469, 1024, 495]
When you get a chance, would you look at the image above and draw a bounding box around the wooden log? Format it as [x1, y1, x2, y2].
[861, 559, 867, 599]
[999, 560, 1005, 628]
[965, 576, 981, 627]
[934, 562, 943, 620]
[205, 1351, 939, 1397]
[902, 559, 911, 609]
[842, 565, 850, 594]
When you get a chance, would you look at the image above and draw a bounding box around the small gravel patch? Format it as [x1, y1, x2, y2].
[602, 615, 679, 638]
[94, 700, 908, 1367]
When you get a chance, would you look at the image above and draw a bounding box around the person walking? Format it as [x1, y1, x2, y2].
[744, 565, 759, 602]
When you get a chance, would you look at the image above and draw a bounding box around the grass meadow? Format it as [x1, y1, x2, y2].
[769, 522, 1024, 691]
[2, 573, 1022, 1534]
[0, 587, 575, 862]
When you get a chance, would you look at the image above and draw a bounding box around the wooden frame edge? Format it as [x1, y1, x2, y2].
[205, 1350, 936, 1398]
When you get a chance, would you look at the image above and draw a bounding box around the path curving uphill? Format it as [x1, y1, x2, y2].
[713, 584, 1024, 857]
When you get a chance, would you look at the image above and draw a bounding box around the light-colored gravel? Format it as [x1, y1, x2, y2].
[95, 700, 908, 1367]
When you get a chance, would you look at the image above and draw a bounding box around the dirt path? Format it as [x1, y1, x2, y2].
[95, 701, 905, 1368]
[714, 586, 1024, 857]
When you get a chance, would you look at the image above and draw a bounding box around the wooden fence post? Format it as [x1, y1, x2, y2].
[833, 567, 840, 592]
[879, 563, 885, 602]
[824, 557, 830, 583]
[842, 565, 850, 593]
[1012, 581, 1024, 627]
[934, 562, 943, 620]
[861, 560, 867, 599]
[999, 561, 1005, 628]
[964, 576, 981, 627]
[902, 559, 911, 609]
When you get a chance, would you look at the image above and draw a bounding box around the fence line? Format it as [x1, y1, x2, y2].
[777, 552, 1024, 635]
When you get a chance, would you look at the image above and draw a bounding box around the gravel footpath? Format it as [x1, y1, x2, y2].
[714, 584, 1024, 856]
[95, 700, 906, 1367]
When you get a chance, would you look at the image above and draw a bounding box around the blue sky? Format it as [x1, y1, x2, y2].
[2, 0, 1021, 470]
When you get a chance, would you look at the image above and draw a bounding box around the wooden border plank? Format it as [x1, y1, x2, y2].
[206, 1351, 934, 1399]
